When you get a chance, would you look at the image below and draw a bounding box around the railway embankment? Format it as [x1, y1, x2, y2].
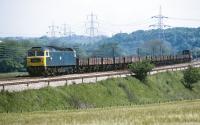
[0, 71, 200, 113]
[1, 61, 200, 92]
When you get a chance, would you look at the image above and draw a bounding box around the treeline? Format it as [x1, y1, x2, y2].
[0, 27, 200, 73]
[94, 27, 200, 56]
[0, 39, 44, 72]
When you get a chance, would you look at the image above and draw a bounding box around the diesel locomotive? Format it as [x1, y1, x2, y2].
[26, 46, 192, 76]
[27, 46, 76, 76]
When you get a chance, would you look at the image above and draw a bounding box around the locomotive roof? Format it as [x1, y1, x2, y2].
[31, 46, 74, 51]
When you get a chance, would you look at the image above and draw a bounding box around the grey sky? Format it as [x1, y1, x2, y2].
[0, 0, 200, 37]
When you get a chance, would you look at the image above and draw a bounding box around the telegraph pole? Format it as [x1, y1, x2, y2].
[62, 24, 67, 36]
[149, 6, 170, 41]
[85, 12, 99, 40]
[137, 47, 141, 56]
[112, 47, 115, 57]
[67, 27, 75, 39]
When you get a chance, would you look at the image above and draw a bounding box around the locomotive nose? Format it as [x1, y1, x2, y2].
[27, 57, 46, 66]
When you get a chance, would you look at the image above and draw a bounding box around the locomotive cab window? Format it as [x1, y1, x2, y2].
[36, 51, 44, 56]
[27, 50, 44, 56]
[28, 51, 35, 56]
[46, 51, 49, 57]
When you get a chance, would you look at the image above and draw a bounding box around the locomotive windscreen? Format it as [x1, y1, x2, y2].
[28, 50, 44, 56]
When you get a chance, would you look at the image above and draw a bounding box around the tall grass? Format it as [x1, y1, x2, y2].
[0, 100, 200, 125]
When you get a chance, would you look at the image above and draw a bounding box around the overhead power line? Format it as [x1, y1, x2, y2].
[168, 17, 200, 22]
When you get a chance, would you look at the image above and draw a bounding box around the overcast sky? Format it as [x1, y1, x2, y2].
[0, 0, 200, 37]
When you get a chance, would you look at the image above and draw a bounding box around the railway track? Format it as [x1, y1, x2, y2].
[0, 60, 200, 92]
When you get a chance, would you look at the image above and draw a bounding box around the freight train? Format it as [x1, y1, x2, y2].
[26, 46, 192, 76]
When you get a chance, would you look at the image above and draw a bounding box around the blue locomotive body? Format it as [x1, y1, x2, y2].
[46, 47, 76, 66]
[27, 46, 77, 76]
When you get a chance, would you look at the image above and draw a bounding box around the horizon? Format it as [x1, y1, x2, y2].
[1, 27, 200, 39]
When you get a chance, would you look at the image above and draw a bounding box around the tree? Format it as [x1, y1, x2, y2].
[142, 40, 172, 56]
[94, 42, 126, 57]
[128, 60, 155, 82]
[183, 66, 200, 89]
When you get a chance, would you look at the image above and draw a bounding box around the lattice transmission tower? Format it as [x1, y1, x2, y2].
[47, 22, 59, 37]
[150, 6, 170, 41]
[85, 12, 99, 39]
[59, 24, 75, 37]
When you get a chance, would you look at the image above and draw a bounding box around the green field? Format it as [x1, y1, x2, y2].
[0, 100, 200, 125]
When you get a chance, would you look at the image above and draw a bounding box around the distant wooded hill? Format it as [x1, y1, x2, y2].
[0, 27, 200, 72]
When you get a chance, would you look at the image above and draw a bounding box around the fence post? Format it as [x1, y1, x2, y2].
[65, 80, 68, 86]
[2, 85, 5, 91]
[47, 81, 50, 86]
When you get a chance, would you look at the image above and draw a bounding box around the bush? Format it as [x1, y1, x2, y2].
[128, 60, 155, 82]
[0, 59, 24, 72]
[183, 66, 200, 89]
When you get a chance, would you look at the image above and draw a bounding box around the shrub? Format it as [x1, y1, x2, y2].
[128, 60, 155, 82]
[0, 59, 23, 72]
[183, 66, 200, 89]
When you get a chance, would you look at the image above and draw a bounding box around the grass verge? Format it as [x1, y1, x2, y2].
[0, 72, 28, 79]
[0, 71, 200, 112]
